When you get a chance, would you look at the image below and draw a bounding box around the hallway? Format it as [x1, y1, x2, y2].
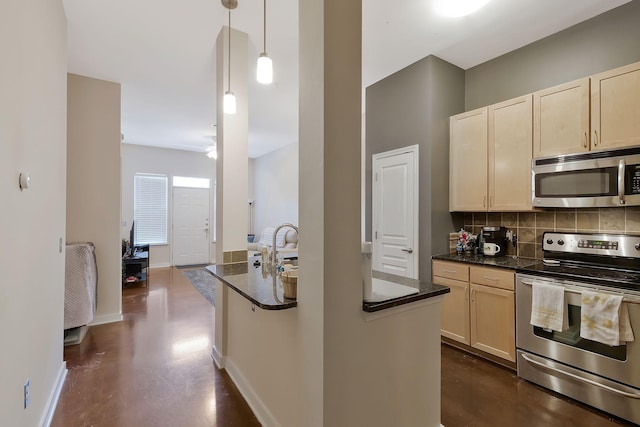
[51, 267, 259, 427]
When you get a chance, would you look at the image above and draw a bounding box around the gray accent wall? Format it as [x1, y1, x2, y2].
[466, 1, 640, 109]
[365, 55, 465, 282]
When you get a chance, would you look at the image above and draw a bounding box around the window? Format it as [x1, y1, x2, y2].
[172, 176, 210, 189]
[134, 174, 168, 245]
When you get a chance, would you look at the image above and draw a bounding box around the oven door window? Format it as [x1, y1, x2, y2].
[533, 304, 626, 361]
[535, 167, 618, 198]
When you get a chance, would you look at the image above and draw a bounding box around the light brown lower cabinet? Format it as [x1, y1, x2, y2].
[439, 276, 470, 344]
[433, 260, 516, 363]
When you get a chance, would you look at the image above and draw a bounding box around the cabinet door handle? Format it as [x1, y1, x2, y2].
[443, 269, 457, 274]
[470, 287, 475, 302]
[483, 196, 486, 208]
[483, 276, 499, 281]
[593, 129, 599, 146]
[583, 131, 588, 148]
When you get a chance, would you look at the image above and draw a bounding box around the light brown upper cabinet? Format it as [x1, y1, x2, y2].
[450, 96, 533, 212]
[450, 107, 488, 211]
[488, 95, 533, 211]
[592, 62, 640, 151]
[534, 61, 640, 158]
[534, 78, 590, 157]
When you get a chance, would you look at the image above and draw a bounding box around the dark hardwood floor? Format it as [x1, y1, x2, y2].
[52, 266, 635, 426]
[442, 344, 634, 426]
[51, 267, 260, 427]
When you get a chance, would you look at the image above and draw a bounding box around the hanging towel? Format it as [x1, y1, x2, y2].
[620, 303, 635, 343]
[580, 291, 634, 346]
[530, 281, 567, 332]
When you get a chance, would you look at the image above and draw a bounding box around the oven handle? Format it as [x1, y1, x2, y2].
[519, 279, 640, 304]
[521, 353, 640, 399]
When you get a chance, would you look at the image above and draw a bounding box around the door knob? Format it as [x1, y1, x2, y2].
[401, 248, 413, 254]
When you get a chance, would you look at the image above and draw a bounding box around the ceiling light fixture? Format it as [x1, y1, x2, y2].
[435, 0, 491, 18]
[206, 144, 218, 159]
[256, 0, 273, 84]
[222, 0, 237, 115]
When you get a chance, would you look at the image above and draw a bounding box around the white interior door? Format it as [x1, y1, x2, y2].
[372, 145, 419, 279]
[173, 187, 210, 266]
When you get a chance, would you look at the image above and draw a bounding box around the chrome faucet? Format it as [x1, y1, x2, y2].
[272, 223, 299, 267]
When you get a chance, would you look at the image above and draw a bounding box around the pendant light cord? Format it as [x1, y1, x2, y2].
[263, 0, 267, 53]
[228, 8, 231, 92]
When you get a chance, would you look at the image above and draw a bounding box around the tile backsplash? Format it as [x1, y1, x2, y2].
[462, 207, 640, 259]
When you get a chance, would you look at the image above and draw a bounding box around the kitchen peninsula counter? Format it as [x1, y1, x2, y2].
[206, 258, 297, 310]
[207, 256, 450, 312]
[362, 270, 450, 313]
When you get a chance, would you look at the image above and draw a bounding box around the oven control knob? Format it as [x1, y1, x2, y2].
[546, 239, 553, 245]
[558, 240, 565, 246]
[635, 243, 640, 251]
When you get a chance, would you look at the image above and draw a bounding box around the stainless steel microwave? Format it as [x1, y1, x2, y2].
[532, 147, 640, 208]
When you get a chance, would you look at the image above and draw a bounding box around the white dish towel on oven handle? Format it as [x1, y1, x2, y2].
[530, 281, 568, 332]
[580, 290, 634, 346]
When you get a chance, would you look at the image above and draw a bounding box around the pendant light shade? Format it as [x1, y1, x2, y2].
[257, 53, 273, 84]
[257, 0, 273, 84]
[224, 91, 236, 114]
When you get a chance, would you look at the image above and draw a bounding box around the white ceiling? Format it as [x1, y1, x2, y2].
[63, 0, 629, 158]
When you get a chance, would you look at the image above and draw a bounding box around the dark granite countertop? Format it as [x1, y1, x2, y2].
[432, 253, 539, 270]
[206, 257, 297, 310]
[207, 256, 450, 312]
[362, 270, 450, 313]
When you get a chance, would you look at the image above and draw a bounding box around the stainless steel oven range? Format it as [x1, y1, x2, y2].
[516, 232, 640, 424]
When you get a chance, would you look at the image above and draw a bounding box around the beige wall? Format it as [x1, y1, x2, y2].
[121, 144, 217, 266]
[67, 73, 122, 325]
[0, 0, 68, 425]
[253, 142, 299, 235]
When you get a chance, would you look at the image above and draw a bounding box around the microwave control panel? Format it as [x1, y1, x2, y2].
[627, 164, 640, 195]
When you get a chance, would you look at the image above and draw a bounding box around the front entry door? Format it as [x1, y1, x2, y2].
[173, 187, 210, 266]
[372, 145, 419, 279]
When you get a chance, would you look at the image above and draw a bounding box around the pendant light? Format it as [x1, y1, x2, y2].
[256, 0, 273, 84]
[222, 0, 237, 114]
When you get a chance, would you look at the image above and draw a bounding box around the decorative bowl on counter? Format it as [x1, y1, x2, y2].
[280, 270, 298, 299]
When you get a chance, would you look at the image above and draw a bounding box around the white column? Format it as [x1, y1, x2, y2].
[216, 25, 249, 264]
[213, 25, 249, 368]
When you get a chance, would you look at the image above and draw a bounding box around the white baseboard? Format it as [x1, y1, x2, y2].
[40, 361, 67, 427]
[224, 358, 280, 427]
[211, 346, 226, 369]
[89, 312, 123, 326]
[150, 262, 170, 268]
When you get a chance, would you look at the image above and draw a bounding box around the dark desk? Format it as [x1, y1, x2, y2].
[122, 250, 149, 287]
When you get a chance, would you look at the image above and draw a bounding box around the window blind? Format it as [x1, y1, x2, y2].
[134, 174, 168, 245]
